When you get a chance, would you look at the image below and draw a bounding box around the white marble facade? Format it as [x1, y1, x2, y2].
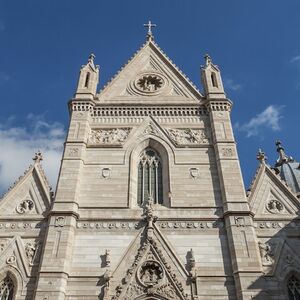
[0, 34, 300, 300]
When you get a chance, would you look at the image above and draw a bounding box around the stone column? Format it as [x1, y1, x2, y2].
[207, 99, 263, 300]
[34, 102, 92, 299]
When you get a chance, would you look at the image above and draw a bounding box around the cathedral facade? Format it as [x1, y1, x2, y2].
[0, 31, 300, 300]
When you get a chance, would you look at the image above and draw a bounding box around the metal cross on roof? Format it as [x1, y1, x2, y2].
[143, 20, 157, 39]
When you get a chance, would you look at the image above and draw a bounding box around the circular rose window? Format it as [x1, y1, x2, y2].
[130, 72, 167, 96]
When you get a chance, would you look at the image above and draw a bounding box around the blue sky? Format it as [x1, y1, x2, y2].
[0, 1, 300, 194]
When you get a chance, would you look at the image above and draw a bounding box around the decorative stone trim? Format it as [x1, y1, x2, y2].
[254, 221, 300, 229]
[91, 106, 208, 117]
[157, 221, 223, 229]
[206, 101, 232, 112]
[0, 221, 45, 230]
[77, 221, 142, 230]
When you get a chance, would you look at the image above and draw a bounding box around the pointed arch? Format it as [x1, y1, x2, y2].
[284, 272, 300, 300]
[128, 137, 173, 208]
[0, 268, 23, 299]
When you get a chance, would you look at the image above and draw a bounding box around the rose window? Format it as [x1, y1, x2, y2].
[137, 75, 163, 92]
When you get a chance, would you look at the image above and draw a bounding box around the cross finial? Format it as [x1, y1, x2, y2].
[143, 20, 156, 40]
[33, 150, 43, 163]
[257, 148, 267, 163]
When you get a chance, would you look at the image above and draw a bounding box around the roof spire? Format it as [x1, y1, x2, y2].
[204, 53, 212, 67]
[275, 140, 293, 166]
[143, 20, 156, 41]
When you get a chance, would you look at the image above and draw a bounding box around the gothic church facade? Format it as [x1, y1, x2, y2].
[0, 32, 300, 300]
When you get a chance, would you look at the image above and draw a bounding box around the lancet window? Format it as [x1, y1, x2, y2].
[0, 276, 14, 300]
[137, 148, 163, 205]
[288, 275, 300, 300]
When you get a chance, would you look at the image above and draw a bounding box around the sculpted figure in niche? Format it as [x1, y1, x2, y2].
[25, 242, 37, 265]
[139, 261, 163, 287]
[258, 242, 274, 266]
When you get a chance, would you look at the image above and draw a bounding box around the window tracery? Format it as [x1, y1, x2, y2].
[0, 276, 14, 300]
[288, 275, 300, 300]
[137, 148, 163, 206]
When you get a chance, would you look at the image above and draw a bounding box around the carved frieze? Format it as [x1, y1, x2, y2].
[77, 221, 141, 230]
[166, 128, 210, 145]
[88, 128, 131, 145]
[0, 222, 45, 230]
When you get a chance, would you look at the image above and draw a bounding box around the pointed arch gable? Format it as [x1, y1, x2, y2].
[127, 136, 174, 208]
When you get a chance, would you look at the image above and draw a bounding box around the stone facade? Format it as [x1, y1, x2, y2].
[0, 34, 300, 300]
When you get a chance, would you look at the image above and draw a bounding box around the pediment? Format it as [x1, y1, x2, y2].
[107, 217, 190, 300]
[97, 40, 203, 104]
[0, 163, 52, 217]
[248, 163, 300, 217]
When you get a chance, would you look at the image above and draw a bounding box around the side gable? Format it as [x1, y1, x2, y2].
[248, 163, 300, 218]
[0, 162, 52, 217]
[96, 40, 204, 104]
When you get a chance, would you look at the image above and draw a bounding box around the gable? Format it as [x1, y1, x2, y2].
[97, 40, 204, 104]
[0, 163, 52, 217]
[248, 163, 300, 217]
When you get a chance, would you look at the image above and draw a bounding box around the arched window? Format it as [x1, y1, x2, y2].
[137, 148, 163, 205]
[84, 72, 90, 88]
[288, 275, 300, 300]
[0, 276, 14, 300]
[211, 72, 218, 88]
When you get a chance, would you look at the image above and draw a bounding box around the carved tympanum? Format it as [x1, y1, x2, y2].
[266, 199, 284, 214]
[16, 199, 34, 214]
[138, 260, 164, 287]
[88, 128, 131, 145]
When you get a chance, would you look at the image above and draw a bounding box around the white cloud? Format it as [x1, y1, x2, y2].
[0, 115, 65, 195]
[291, 55, 300, 63]
[235, 105, 283, 138]
[224, 78, 242, 91]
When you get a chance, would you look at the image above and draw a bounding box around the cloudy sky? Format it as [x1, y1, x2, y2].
[0, 1, 299, 195]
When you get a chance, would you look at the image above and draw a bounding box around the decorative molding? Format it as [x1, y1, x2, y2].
[254, 221, 300, 229]
[88, 128, 131, 145]
[77, 221, 142, 230]
[16, 199, 35, 214]
[6, 255, 16, 265]
[189, 168, 200, 179]
[206, 101, 232, 112]
[0, 222, 45, 230]
[167, 128, 210, 145]
[91, 106, 208, 117]
[157, 221, 222, 229]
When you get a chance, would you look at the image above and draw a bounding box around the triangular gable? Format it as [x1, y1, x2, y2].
[124, 116, 175, 149]
[97, 40, 204, 104]
[107, 205, 190, 300]
[0, 162, 52, 217]
[0, 236, 30, 279]
[248, 163, 300, 217]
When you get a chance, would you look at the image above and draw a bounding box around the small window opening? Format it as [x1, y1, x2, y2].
[211, 72, 218, 88]
[84, 72, 90, 88]
[0, 276, 14, 300]
[288, 275, 300, 300]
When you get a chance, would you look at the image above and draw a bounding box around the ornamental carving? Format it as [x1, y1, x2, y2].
[25, 242, 37, 265]
[54, 216, 65, 227]
[137, 75, 163, 93]
[167, 128, 209, 145]
[258, 242, 274, 266]
[88, 128, 131, 145]
[16, 199, 34, 214]
[266, 199, 284, 214]
[138, 260, 164, 287]
[143, 124, 162, 137]
[221, 147, 233, 157]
